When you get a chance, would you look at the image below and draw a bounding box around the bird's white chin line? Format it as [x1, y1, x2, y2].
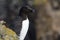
[19, 18, 29, 40]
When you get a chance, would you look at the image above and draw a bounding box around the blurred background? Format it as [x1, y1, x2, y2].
[1, 0, 60, 40]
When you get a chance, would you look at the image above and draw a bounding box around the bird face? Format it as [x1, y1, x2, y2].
[19, 5, 36, 21]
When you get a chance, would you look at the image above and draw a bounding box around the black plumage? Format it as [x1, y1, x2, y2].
[19, 5, 36, 40]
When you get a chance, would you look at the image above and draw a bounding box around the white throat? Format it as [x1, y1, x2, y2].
[19, 18, 29, 40]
